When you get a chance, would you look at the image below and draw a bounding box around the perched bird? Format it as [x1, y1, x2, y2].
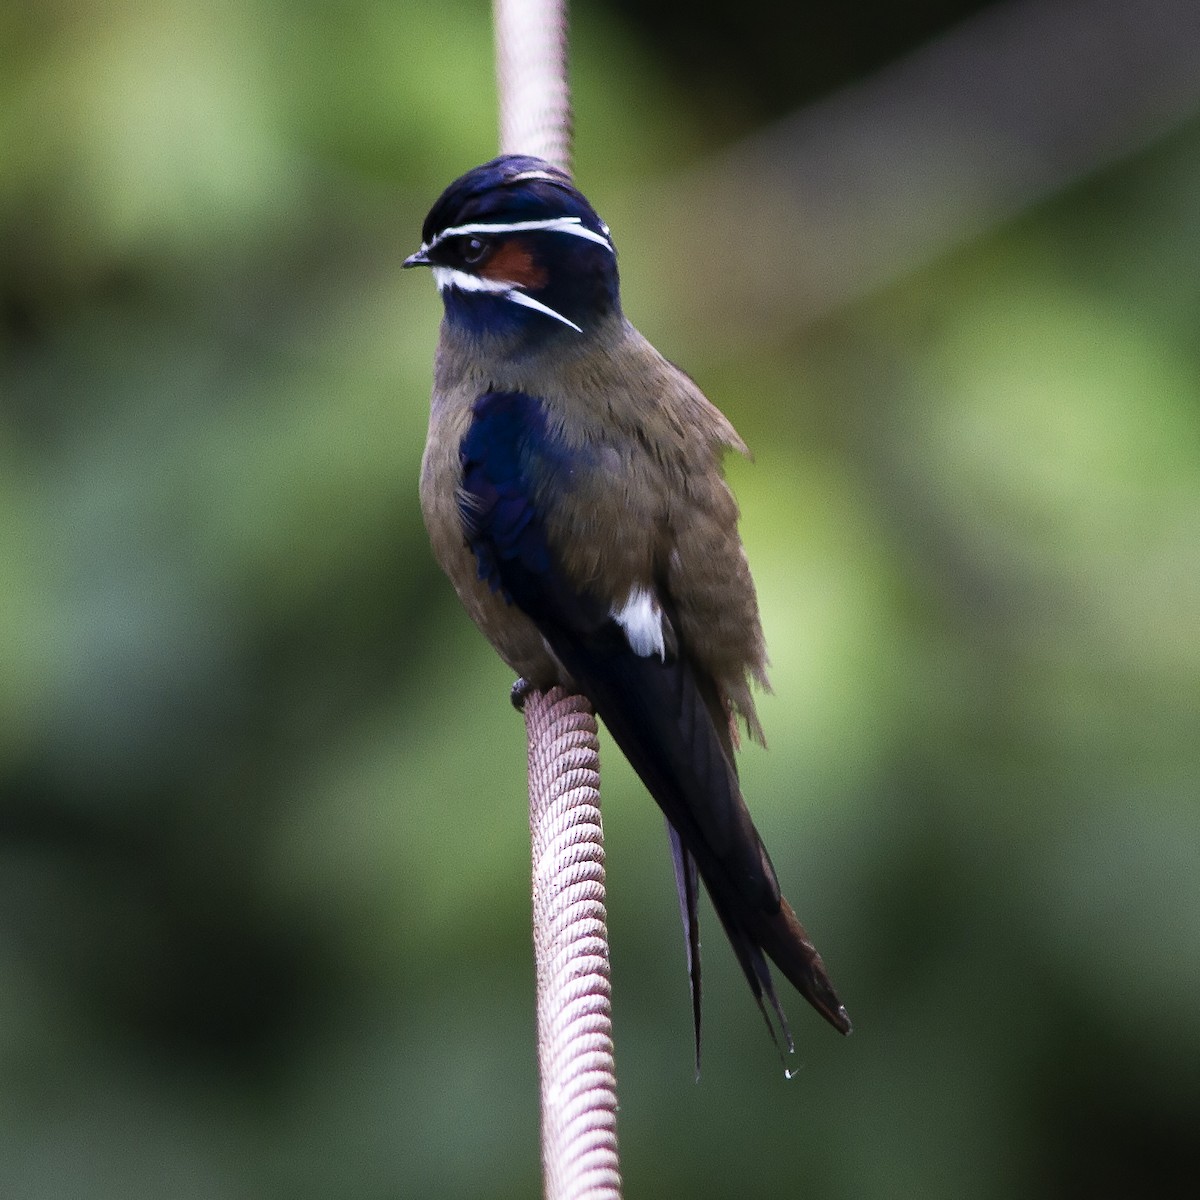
[405, 154, 850, 1062]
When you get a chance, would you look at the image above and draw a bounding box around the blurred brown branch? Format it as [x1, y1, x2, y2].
[649, 0, 1200, 345]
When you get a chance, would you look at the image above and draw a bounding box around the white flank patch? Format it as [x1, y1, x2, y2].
[420, 216, 614, 256]
[612, 587, 666, 660]
[431, 266, 582, 333]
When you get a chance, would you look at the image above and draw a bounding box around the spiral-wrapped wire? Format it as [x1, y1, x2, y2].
[494, 0, 574, 172]
[525, 687, 622, 1200]
[492, 1, 621, 1192]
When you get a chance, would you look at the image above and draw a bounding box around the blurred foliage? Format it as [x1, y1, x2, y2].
[2, 1, 1199, 1198]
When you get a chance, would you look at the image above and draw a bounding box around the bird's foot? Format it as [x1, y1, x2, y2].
[510, 677, 533, 711]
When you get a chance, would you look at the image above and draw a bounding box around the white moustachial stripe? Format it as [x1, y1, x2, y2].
[505, 289, 582, 332]
[612, 587, 666, 660]
[431, 266, 583, 333]
[431, 266, 510, 295]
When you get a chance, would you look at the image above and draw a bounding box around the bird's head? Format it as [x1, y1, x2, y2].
[404, 155, 620, 346]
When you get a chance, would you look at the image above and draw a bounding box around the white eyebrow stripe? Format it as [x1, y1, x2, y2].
[430, 266, 583, 334]
[426, 216, 614, 253]
[508, 169, 561, 184]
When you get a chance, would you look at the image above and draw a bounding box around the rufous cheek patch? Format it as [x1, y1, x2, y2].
[481, 238, 549, 289]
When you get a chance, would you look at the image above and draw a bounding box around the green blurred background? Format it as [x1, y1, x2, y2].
[2, 1, 1198, 1196]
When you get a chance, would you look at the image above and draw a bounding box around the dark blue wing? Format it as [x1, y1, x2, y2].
[458, 390, 611, 634]
[459, 390, 850, 1053]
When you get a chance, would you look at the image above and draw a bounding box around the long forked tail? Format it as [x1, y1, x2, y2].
[714, 877, 852, 1050]
[542, 624, 851, 1056]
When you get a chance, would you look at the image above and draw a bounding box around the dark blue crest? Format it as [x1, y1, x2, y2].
[411, 155, 622, 342]
[420, 155, 610, 249]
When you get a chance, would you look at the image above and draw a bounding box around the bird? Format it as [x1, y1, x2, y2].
[404, 154, 850, 1065]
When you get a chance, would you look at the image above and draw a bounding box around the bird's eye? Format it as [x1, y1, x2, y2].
[460, 236, 489, 264]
